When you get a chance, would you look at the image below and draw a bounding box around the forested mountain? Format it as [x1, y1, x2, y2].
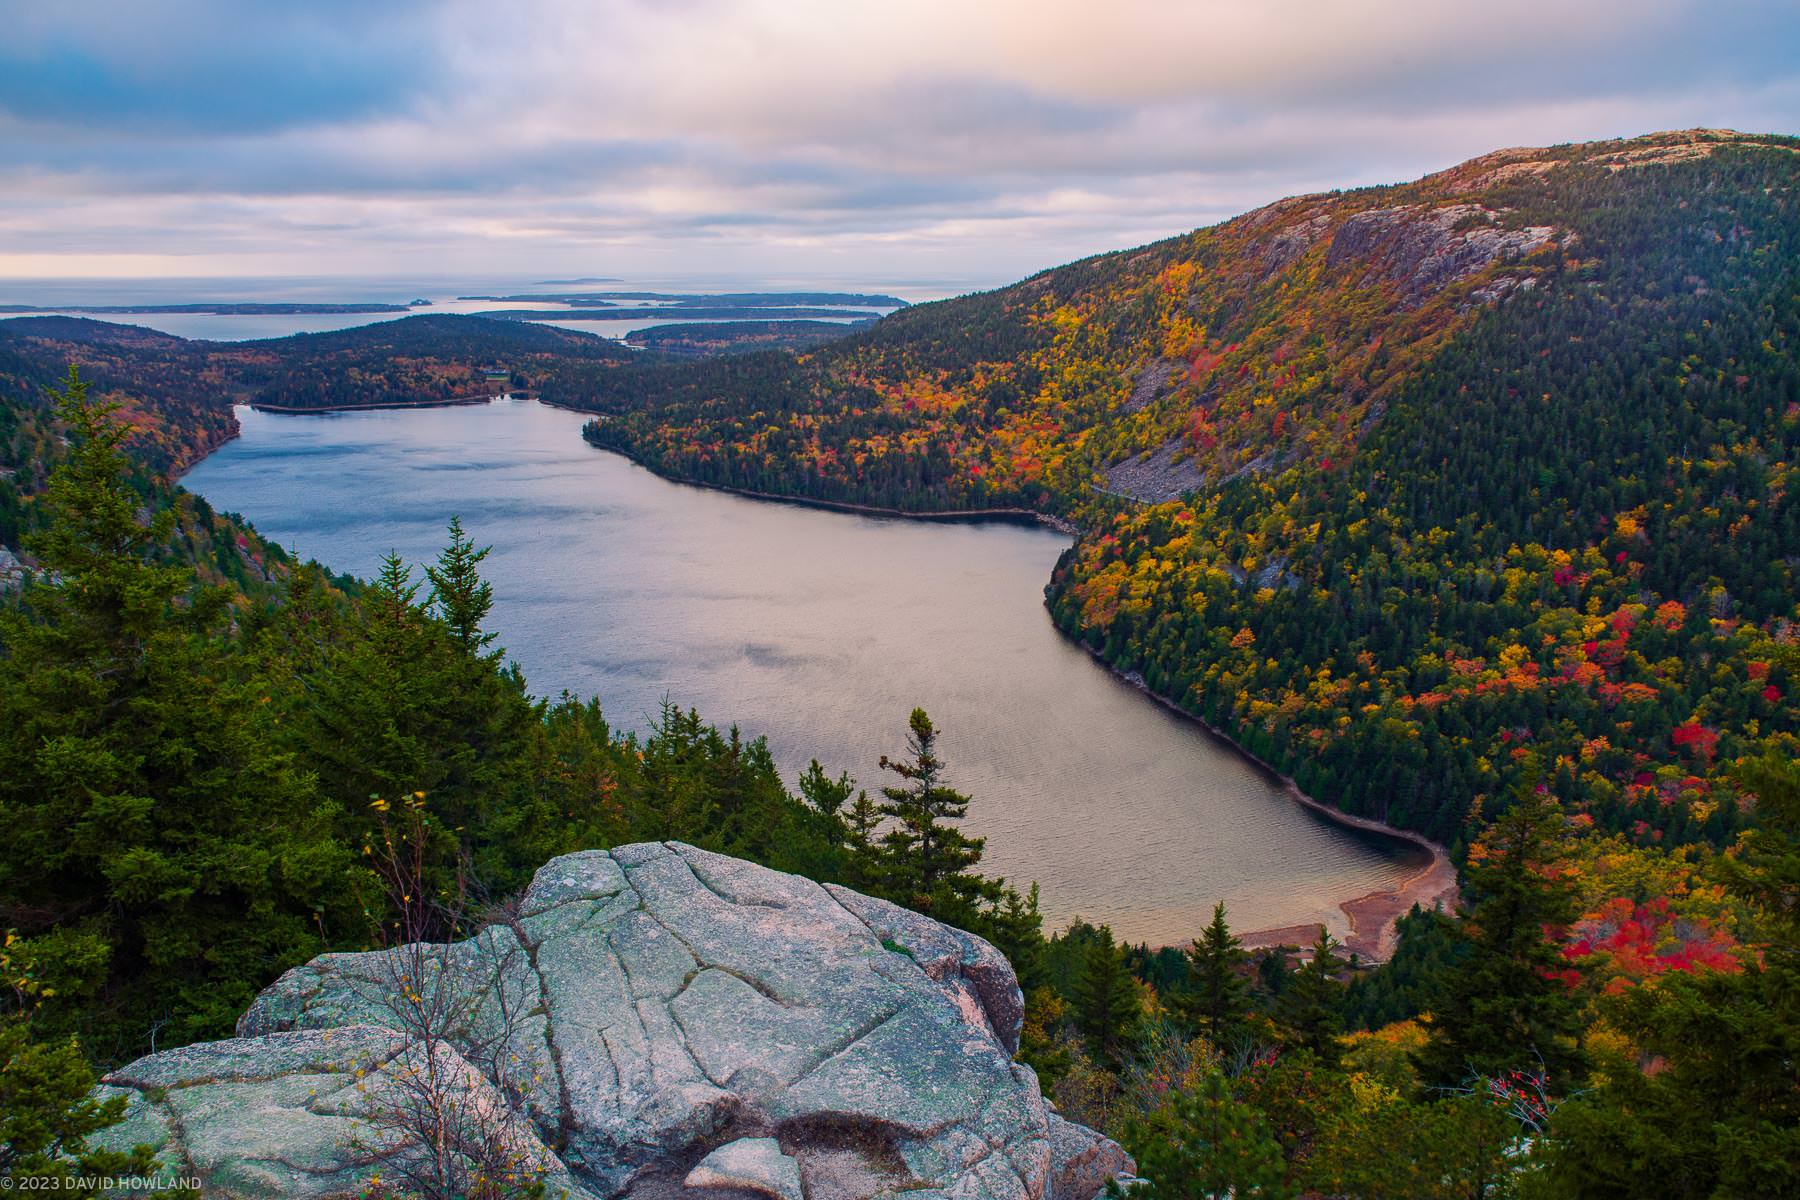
[231, 315, 640, 409]
[0, 314, 639, 466]
[549, 130, 1800, 852]
[0, 315, 649, 595]
[4, 132, 1798, 1197]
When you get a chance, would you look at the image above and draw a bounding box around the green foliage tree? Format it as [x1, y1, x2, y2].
[839, 786, 886, 892]
[274, 541, 541, 906]
[1535, 747, 1800, 1199]
[1275, 931, 1345, 1065]
[0, 1025, 160, 1193]
[1180, 903, 1249, 1046]
[0, 929, 164, 1193]
[1236, 1050, 1335, 1175]
[1113, 1068, 1296, 1200]
[1074, 924, 1141, 1067]
[985, 882, 1048, 991]
[1418, 779, 1583, 1088]
[1342, 907, 1465, 1030]
[425, 515, 496, 652]
[1309, 1092, 1516, 1200]
[876, 708, 994, 922]
[797, 758, 855, 823]
[0, 368, 347, 1053]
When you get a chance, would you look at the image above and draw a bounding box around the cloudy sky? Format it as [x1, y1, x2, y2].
[2, 0, 1797, 289]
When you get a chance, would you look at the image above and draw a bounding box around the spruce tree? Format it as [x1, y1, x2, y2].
[1113, 1068, 1296, 1200]
[1181, 902, 1249, 1045]
[986, 883, 1048, 991]
[1417, 776, 1583, 1088]
[0, 367, 345, 1051]
[1074, 924, 1141, 1066]
[1275, 930, 1345, 1065]
[876, 708, 992, 921]
[280, 543, 539, 910]
[297, 551, 447, 810]
[425, 516, 496, 652]
[797, 759, 855, 823]
[840, 787, 886, 892]
[1, 935, 161, 1191]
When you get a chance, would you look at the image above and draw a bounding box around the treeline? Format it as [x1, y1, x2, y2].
[463, 291, 907, 307]
[0, 314, 640, 433]
[0, 318, 241, 477]
[1014, 744, 1800, 1199]
[623, 319, 875, 357]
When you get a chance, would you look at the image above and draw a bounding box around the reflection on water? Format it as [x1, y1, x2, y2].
[183, 399, 1417, 944]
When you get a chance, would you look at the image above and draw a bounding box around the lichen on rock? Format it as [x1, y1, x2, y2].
[94, 843, 1130, 1200]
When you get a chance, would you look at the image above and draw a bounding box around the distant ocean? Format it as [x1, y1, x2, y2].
[0, 273, 984, 341]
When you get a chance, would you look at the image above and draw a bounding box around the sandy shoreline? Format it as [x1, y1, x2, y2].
[1091, 663, 1459, 963]
[1259, 784, 1460, 963]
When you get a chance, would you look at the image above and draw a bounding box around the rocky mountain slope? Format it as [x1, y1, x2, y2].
[553, 130, 1800, 850]
[89, 844, 1130, 1200]
[560, 130, 1791, 514]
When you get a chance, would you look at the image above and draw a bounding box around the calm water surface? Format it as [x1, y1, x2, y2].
[0, 274, 928, 341]
[183, 400, 1418, 943]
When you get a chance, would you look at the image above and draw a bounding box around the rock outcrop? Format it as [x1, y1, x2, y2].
[1102, 436, 1210, 504]
[92, 843, 1131, 1200]
[1323, 203, 1555, 305]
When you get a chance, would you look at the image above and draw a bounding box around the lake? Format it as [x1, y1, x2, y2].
[182, 399, 1420, 945]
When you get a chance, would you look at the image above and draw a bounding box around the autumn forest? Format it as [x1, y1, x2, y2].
[1, 129, 1797, 1197]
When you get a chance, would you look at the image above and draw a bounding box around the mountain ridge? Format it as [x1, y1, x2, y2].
[552, 128, 1799, 848]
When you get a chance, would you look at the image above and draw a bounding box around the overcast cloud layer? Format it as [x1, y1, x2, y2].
[2, 0, 1797, 286]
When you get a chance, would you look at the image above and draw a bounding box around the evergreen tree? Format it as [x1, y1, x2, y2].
[1538, 747, 1800, 1199]
[1308, 1092, 1515, 1200]
[1, 934, 162, 1193]
[284, 544, 539, 903]
[797, 759, 855, 824]
[986, 883, 1048, 991]
[533, 694, 630, 856]
[1113, 1068, 1296, 1200]
[1255, 945, 1293, 1002]
[0, 1021, 161, 1193]
[876, 708, 993, 921]
[840, 787, 885, 892]
[1341, 907, 1465, 1031]
[291, 551, 450, 808]
[1181, 902, 1249, 1045]
[0, 367, 347, 1053]
[425, 516, 496, 652]
[1275, 931, 1345, 1065]
[1418, 777, 1583, 1088]
[1074, 924, 1141, 1067]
